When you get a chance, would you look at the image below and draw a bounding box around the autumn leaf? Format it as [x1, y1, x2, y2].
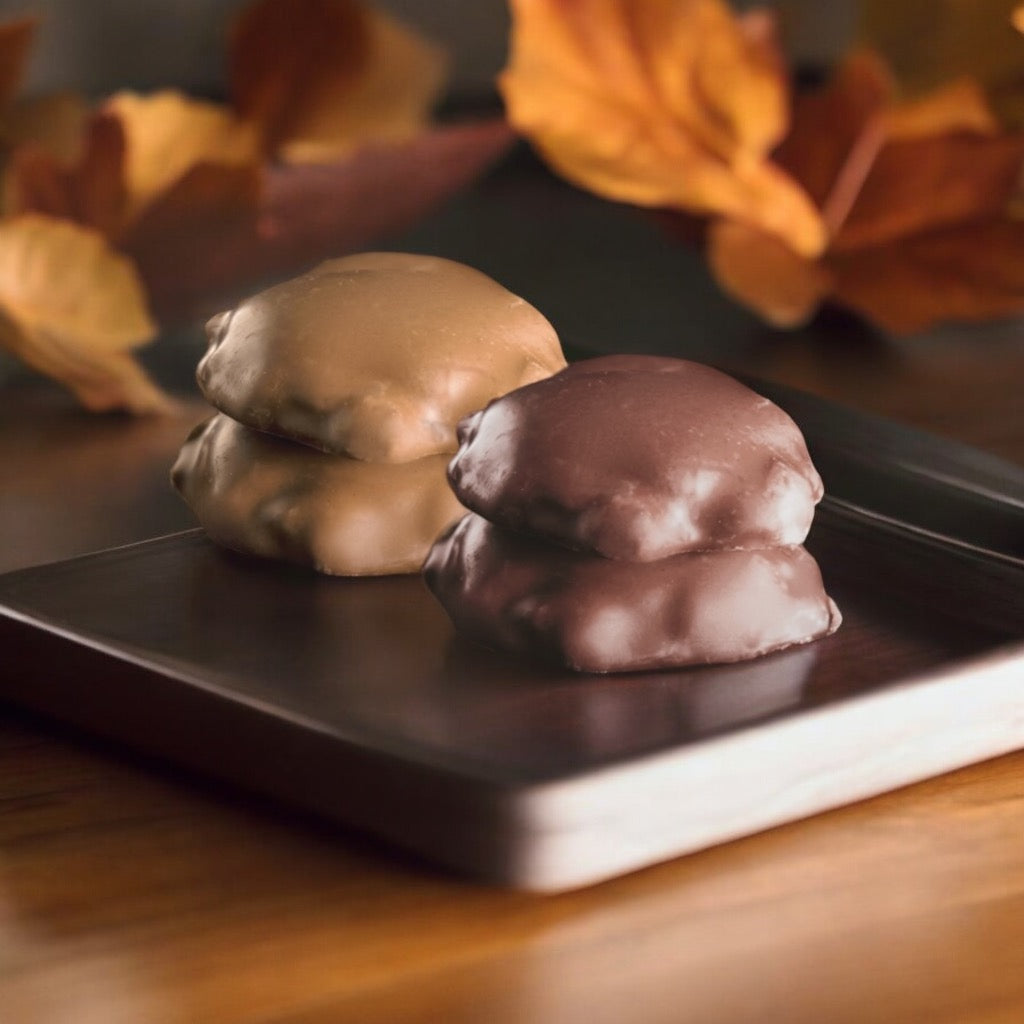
[771, 50, 892, 222]
[831, 130, 1024, 252]
[0, 0, 500, 411]
[0, 20, 94, 218]
[0, 20, 92, 216]
[229, 0, 447, 163]
[229, 0, 369, 150]
[130, 118, 515, 323]
[0, 214, 171, 412]
[774, 54, 1017, 250]
[828, 220, 1024, 333]
[0, 16, 173, 413]
[0, 90, 90, 171]
[499, 0, 826, 257]
[708, 220, 830, 329]
[6, 0, 455, 252]
[883, 77, 999, 138]
[122, 160, 263, 319]
[710, 51, 1024, 333]
[5, 110, 126, 234]
[6, 90, 260, 242]
[104, 90, 260, 224]
[859, 0, 1024, 126]
[0, 16, 34, 114]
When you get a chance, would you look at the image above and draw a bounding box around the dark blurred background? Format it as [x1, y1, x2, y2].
[0, 0, 854, 99]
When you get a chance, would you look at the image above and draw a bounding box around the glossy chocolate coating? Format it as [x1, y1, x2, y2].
[449, 355, 824, 560]
[196, 252, 566, 463]
[424, 514, 842, 673]
[172, 414, 464, 576]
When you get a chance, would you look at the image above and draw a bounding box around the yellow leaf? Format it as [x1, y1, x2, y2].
[0, 214, 170, 413]
[708, 219, 831, 329]
[104, 90, 260, 223]
[695, 7, 791, 158]
[883, 77, 999, 138]
[500, 0, 825, 256]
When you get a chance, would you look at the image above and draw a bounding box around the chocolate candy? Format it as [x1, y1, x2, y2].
[172, 414, 464, 576]
[449, 355, 823, 560]
[197, 252, 566, 463]
[424, 514, 841, 674]
[426, 354, 841, 671]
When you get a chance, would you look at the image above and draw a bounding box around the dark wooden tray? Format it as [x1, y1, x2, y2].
[4, 380, 1024, 891]
[1, 483, 1023, 891]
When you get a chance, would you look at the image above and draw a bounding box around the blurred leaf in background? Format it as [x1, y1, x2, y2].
[711, 51, 1024, 333]
[500, 0, 825, 257]
[502, 0, 1024, 336]
[859, 0, 1024, 126]
[0, 214, 167, 413]
[0, 0, 513, 413]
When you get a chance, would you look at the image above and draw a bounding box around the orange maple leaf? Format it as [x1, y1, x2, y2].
[499, 0, 826, 257]
[710, 52, 1024, 333]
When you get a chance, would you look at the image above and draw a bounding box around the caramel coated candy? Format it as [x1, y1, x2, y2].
[449, 355, 824, 560]
[424, 514, 841, 673]
[172, 414, 464, 576]
[196, 252, 566, 463]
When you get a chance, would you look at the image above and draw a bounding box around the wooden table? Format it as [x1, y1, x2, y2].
[3, 160, 1024, 1023]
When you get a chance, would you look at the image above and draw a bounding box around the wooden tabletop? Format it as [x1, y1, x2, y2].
[3, 158, 1024, 1023]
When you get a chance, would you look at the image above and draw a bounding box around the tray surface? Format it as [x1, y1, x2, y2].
[0, 520, 1013, 773]
[2, 498, 1023, 891]
[3, 384, 1024, 891]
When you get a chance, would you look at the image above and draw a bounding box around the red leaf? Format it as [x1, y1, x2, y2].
[833, 131, 1024, 251]
[229, 0, 371, 154]
[7, 112, 128, 238]
[829, 220, 1024, 333]
[131, 118, 516, 323]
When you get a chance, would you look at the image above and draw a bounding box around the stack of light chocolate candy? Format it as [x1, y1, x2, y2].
[172, 252, 566, 575]
[425, 355, 841, 672]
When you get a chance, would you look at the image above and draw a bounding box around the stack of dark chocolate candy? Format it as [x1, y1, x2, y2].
[425, 355, 841, 673]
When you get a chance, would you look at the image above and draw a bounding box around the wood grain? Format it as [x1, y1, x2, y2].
[3, 711, 1024, 1023]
